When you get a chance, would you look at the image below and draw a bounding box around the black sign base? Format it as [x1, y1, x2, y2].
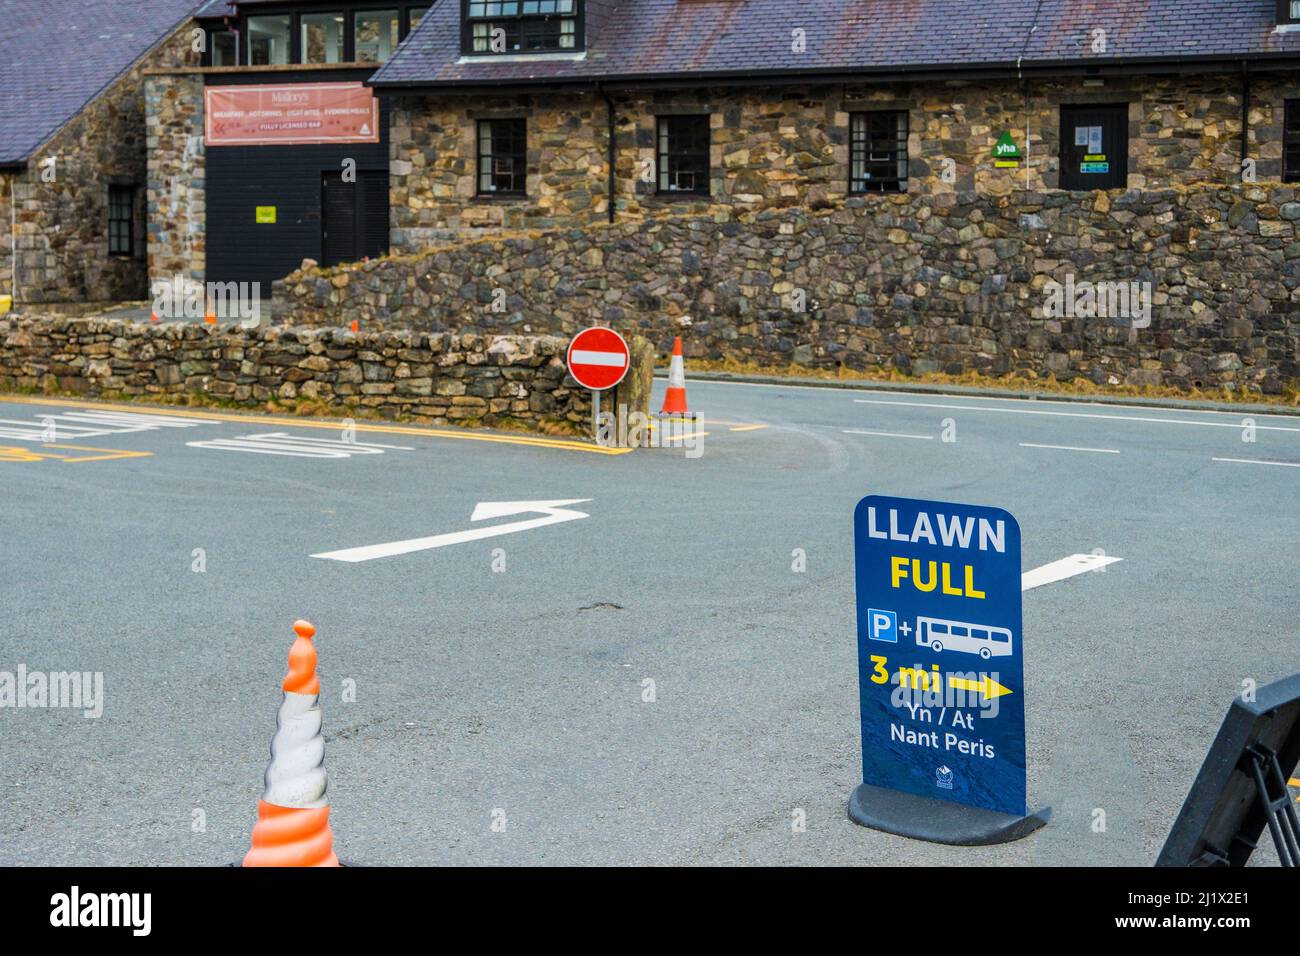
[849, 782, 1051, 846]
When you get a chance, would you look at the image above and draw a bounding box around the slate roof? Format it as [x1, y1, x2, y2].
[0, 0, 206, 166]
[371, 0, 1300, 89]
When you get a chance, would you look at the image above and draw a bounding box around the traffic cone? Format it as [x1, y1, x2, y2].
[150, 310, 159, 323]
[242, 620, 341, 867]
[204, 301, 217, 325]
[659, 336, 691, 416]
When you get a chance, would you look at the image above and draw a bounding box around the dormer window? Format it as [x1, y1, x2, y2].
[1278, 0, 1300, 24]
[463, 0, 582, 55]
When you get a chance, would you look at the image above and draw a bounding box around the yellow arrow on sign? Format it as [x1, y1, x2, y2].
[948, 674, 1013, 701]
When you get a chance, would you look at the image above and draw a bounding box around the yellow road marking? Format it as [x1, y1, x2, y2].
[658, 431, 711, 444]
[1290, 778, 1300, 788]
[44, 444, 153, 463]
[0, 394, 631, 455]
[0, 443, 152, 463]
[0, 445, 47, 462]
[648, 417, 767, 434]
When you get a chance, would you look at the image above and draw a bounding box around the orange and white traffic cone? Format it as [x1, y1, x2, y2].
[204, 300, 217, 325]
[659, 336, 691, 416]
[242, 620, 341, 867]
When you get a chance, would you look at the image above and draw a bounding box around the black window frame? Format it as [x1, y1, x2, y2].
[299, 10, 348, 65]
[1285, 100, 1300, 183]
[206, 4, 433, 66]
[108, 185, 135, 258]
[476, 118, 528, 198]
[1058, 103, 1129, 191]
[244, 12, 294, 66]
[461, 0, 584, 56]
[656, 114, 711, 198]
[202, 27, 239, 67]
[848, 110, 909, 194]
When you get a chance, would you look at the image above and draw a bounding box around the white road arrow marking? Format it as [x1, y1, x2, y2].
[310, 499, 592, 563]
[1022, 552, 1122, 591]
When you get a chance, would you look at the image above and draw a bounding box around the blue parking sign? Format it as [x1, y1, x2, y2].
[868, 608, 898, 643]
[853, 494, 1031, 821]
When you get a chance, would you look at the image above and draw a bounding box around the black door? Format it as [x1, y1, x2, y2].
[321, 171, 389, 268]
[1059, 104, 1128, 190]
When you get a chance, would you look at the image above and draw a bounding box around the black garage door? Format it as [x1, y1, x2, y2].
[204, 74, 389, 292]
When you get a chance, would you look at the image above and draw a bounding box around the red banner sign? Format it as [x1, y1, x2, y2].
[205, 82, 379, 147]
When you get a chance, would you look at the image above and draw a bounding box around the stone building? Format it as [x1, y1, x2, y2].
[5, 1, 1300, 393]
[0, 0, 203, 305]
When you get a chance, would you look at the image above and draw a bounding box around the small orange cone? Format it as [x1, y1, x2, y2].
[150, 310, 159, 323]
[659, 336, 691, 416]
[242, 620, 341, 867]
[350, 318, 359, 333]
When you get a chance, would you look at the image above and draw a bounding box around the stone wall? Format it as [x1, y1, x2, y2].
[0, 318, 595, 431]
[275, 181, 1300, 395]
[2, 24, 201, 305]
[0, 173, 12, 299]
[388, 72, 1279, 257]
[389, 93, 611, 248]
[145, 72, 206, 289]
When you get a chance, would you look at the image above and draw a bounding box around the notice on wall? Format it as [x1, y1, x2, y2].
[205, 82, 379, 147]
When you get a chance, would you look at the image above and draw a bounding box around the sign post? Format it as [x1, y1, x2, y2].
[566, 327, 631, 443]
[849, 494, 1050, 845]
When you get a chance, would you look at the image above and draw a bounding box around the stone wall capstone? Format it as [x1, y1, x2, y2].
[0, 318, 594, 430]
[274, 183, 1300, 395]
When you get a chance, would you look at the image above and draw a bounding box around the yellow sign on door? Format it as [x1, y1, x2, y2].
[256, 206, 277, 224]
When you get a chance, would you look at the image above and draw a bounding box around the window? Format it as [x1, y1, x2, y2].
[657, 115, 710, 196]
[355, 9, 400, 62]
[1278, 0, 1300, 24]
[302, 12, 345, 64]
[1059, 104, 1128, 190]
[408, 5, 432, 33]
[1285, 101, 1300, 182]
[207, 29, 237, 66]
[464, 0, 580, 54]
[477, 119, 527, 196]
[850, 111, 908, 193]
[247, 14, 291, 65]
[108, 186, 134, 257]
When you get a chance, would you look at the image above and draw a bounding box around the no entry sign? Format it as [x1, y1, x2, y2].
[850, 494, 1048, 844]
[566, 327, 630, 392]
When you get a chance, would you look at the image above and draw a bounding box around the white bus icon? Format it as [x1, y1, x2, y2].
[916, 616, 1013, 660]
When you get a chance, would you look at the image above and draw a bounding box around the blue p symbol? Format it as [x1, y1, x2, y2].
[868, 609, 898, 643]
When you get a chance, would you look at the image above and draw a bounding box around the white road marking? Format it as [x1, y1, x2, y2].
[312, 499, 592, 563]
[0, 410, 210, 442]
[187, 432, 413, 458]
[1212, 457, 1300, 469]
[570, 350, 628, 367]
[843, 429, 934, 441]
[1019, 442, 1120, 454]
[1022, 553, 1122, 591]
[852, 398, 1300, 433]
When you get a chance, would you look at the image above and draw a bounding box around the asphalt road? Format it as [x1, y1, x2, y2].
[0, 382, 1296, 866]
